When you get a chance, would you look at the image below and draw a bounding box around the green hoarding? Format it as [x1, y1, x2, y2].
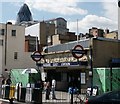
[10, 69, 41, 87]
[93, 68, 120, 94]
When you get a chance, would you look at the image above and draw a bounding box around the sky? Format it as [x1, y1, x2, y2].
[0, 0, 118, 34]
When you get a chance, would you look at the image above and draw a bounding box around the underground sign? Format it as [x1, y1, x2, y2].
[71, 45, 85, 59]
[31, 51, 42, 62]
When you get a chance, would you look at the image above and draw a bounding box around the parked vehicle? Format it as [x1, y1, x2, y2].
[85, 90, 120, 104]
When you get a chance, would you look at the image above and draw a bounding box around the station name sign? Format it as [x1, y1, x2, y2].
[41, 61, 88, 67]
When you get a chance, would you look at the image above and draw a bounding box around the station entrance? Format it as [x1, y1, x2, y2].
[44, 65, 88, 91]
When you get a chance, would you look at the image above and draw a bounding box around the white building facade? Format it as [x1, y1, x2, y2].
[0, 23, 36, 77]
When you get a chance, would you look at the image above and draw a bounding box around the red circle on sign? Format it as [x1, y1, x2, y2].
[31, 51, 41, 62]
[72, 45, 84, 59]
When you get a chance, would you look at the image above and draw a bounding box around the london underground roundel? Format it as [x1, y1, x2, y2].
[72, 45, 84, 59]
[31, 51, 42, 62]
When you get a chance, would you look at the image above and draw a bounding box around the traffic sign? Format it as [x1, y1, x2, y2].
[71, 45, 86, 59]
[31, 51, 42, 62]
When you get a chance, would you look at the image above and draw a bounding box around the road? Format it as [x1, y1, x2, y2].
[0, 91, 70, 104]
[0, 91, 86, 104]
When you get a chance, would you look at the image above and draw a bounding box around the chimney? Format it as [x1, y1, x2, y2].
[105, 29, 109, 34]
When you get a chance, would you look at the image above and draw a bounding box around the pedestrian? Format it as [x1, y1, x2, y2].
[51, 78, 56, 99]
[2, 77, 6, 85]
[1, 77, 6, 98]
[6, 76, 11, 85]
[45, 81, 50, 100]
[44, 78, 51, 100]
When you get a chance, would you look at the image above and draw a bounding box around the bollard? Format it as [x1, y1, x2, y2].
[25, 87, 32, 103]
[19, 87, 26, 102]
[17, 84, 20, 101]
[9, 86, 15, 99]
[32, 88, 42, 104]
[70, 87, 73, 104]
[3, 85, 10, 99]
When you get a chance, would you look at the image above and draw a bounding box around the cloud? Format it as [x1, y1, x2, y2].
[24, 0, 88, 15]
[68, 1, 118, 34]
[4, 0, 117, 35]
[102, 2, 118, 21]
[25, 0, 117, 34]
[1, 0, 118, 2]
[68, 15, 117, 34]
[1, 0, 20, 2]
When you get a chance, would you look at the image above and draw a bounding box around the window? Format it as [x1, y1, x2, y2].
[12, 30, 16, 36]
[0, 39, 3, 46]
[0, 29, 5, 35]
[14, 52, 18, 59]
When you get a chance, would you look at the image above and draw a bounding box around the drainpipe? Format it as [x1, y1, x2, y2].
[5, 23, 7, 66]
[90, 45, 93, 88]
[89, 37, 93, 88]
[110, 60, 112, 91]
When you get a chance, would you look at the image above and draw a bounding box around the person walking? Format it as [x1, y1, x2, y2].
[6, 76, 11, 85]
[51, 78, 56, 99]
[44, 78, 51, 100]
[1, 77, 6, 98]
[2, 77, 6, 85]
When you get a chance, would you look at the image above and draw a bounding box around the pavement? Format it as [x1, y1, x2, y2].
[0, 91, 86, 104]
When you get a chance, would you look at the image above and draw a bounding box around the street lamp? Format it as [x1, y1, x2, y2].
[89, 36, 93, 88]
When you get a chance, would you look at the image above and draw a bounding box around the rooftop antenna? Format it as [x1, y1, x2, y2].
[36, 35, 38, 51]
[77, 19, 79, 43]
[43, 16, 44, 22]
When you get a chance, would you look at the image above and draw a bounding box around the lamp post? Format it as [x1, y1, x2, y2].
[89, 36, 93, 88]
[90, 45, 93, 87]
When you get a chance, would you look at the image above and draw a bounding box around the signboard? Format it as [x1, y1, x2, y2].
[31, 51, 42, 62]
[39, 61, 88, 67]
[71, 45, 86, 59]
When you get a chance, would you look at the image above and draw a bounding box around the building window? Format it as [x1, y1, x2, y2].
[0, 39, 3, 46]
[14, 52, 18, 59]
[12, 30, 16, 36]
[0, 29, 5, 35]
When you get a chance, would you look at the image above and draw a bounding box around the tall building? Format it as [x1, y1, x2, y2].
[16, 3, 33, 25]
[51, 32, 76, 45]
[45, 17, 69, 35]
[25, 35, 40, 52]
[0, 23, 36, 77]
[25, 19, 77, 47]
[44, 17, 77, 45]
[104, 30, 118, 40]
[89, 27, 104, 37]
[25, 21, 55, 47]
